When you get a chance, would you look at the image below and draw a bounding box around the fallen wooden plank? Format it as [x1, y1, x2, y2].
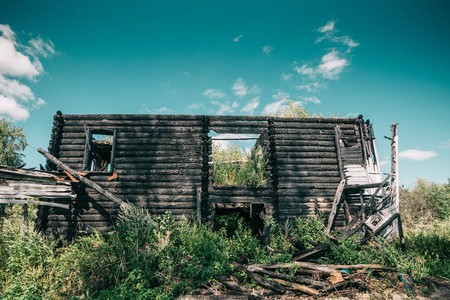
[271, 278, 320, 296]
[217, 274, 248, 294]
[249, 262, 344, 276]
[326, 179, 346, 236]
[319, 264, 397, 272]
[293, 244, 331, 261]
[246, 265, 330, 288]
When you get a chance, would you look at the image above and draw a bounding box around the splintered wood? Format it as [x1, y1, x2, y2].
[0, 165, 74, 209]
[212, 261, 397, 298]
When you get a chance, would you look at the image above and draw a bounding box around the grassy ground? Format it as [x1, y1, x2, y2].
[0, 179, 448, 299]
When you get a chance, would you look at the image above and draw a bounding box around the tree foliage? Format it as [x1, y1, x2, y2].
[0, 118, 27, 167]
[400, 179, 450, 228]
[271, 100, 310, 118]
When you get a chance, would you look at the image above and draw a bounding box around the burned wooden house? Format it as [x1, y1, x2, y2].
[17, 111, 400, 240]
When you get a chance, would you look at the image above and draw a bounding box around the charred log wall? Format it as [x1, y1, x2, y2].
[44, 113, 363, 238]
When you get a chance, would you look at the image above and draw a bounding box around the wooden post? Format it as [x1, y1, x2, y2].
[391, 124, 399, 212]
[37, 148, 124, 206]
[21, 204, 28, 225]
[390, 124, 404, 244]
[196, 187, 202, 224]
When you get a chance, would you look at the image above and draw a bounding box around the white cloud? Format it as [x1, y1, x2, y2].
[345, 112, 360, 118]
[27, 37, 55, 58]
[272, 90, 290, 101]
[332, 35, 359, 49]
[211, 100, 237, 115]
[0, 95, 30, 121]
[249, 85, 261, 95]
[140, 104, 172, 114]
[32, 98, 46, 109]
[281, 72, 292, 81]
[0, 24, 14, 40]
[262, 45, 273, 55]
[299, 96, 321, 104]
[0, 34, 40, 79]
[184, 71, 190, 78]
[262, 99, 287, 115]
[203, 88, 226, 99]
[288, 20, 357, 90]
[294, 50, 349, 80]
[294, 64, 315, 77]
[317, 49, 349, 80]
[316, 20, 359, 53]
[232, 78, 248, 98]
[438, 138, 450, 149]
[0, 24, 54, 121]
[318, 20, 336, 33]
[186, 103, 205, 111]
[155, 107, 172, 113]
[240, 96, 260, 115]
[379, 160, 390, 166]
[398, 149, 438, 161]
[296, 81, 325, 92]
[0, 75, 34, 101]
[233, 34, 243, 42]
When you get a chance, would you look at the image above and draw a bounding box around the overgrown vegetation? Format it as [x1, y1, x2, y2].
[1, 178, 449, 299]
[400, 178, 450, 229]
[212, 143, 268, 187]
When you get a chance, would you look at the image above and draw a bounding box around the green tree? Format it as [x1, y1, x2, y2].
[270, 100, 310, 118]
[0, 118, 27, 167]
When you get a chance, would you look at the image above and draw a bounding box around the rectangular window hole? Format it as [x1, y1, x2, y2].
[209, 131, 269, 187]
[84, 130, 116, 172]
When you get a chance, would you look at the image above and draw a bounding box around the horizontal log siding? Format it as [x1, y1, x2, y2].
[273, 120, 360, 221]
[45, 115, 205, 239]
[46, 114, 364, 238]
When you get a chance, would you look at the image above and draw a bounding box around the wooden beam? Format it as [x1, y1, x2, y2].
[38, 148, 124, 206]
[326, 179, 346, 236]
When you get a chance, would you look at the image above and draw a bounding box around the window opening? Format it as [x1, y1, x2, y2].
[209, 131, 269, 187]
[84, 129, 117, 172]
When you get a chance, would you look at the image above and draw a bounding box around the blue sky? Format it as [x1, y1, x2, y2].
[0, 0, 449, 187]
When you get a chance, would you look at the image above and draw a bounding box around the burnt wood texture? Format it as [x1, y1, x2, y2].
[43, 113, 367, 239]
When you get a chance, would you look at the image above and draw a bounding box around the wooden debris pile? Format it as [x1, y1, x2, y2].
[195, 237, 398, 299]
[204, 260, 397, 299]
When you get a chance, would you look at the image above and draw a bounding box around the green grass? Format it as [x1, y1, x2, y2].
[1, 178, 449, 299]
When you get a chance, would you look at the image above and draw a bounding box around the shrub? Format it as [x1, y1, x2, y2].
[400, 179, 450, 229]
